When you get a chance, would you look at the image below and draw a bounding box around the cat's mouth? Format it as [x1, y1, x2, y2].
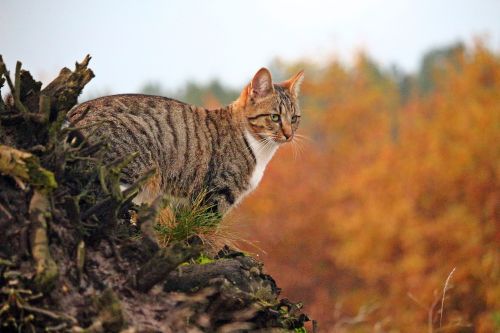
[272, 135, 293, 144]
[254, 132, 292, 144]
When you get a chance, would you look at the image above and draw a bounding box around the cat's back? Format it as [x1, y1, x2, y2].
[67, 93, 200, 155]
[68, 93, 187, 124]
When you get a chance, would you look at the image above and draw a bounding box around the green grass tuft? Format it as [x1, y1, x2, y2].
[154, 190, 222, 245]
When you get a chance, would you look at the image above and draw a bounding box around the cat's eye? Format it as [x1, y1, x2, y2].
[291, 115, 299, 124]
[270, 114, 280, 122]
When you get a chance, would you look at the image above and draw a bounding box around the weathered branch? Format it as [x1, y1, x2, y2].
[38, 94, 50, 123]
[98, 152, 140, 199]
[133, 242, 201, 292]
[22, 303, 76, 325]
[164, 258, 249, 292]
[76, 240, 85, 281]
[29, 190, 58, 292]
[0, 55, 15, 97]
[43, 55, 94, 116]
[13, 62, 29, 113]
[81, 168, 156, 220]
[0, 144, 57, 189]
[0, 59, 39, 116]
[0, 68, 6, 113]
[163, 254, 279, 301]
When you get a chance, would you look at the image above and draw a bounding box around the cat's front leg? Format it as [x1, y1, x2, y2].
[205, 186, 237, 215]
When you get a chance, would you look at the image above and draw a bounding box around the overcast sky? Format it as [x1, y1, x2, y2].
[2, 0, 499, 97]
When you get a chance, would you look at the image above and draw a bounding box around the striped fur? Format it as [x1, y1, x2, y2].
[67, 68, 303, 214]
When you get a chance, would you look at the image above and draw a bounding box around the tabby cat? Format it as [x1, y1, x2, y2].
[67, 68, 304, 214]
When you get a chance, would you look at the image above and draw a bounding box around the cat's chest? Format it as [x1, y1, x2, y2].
[244, 132, 278, 194]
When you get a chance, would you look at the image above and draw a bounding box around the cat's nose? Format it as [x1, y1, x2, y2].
[282, 126, 293, 141]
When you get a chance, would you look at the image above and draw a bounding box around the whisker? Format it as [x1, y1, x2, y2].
[291, 140, 298, 160]
[296, 140, 305, 158]
[293, 133, 313, 142]
[290, 136, 306, 159]
[255, 137, 274, 155]
[292, 135, 312, 149]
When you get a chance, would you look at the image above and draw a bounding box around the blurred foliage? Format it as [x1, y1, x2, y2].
[417, 42, 465, 95]
[228, 41, 498, 332]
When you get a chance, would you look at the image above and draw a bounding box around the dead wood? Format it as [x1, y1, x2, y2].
[0, 55, 312, 332]
[134, 242, 201, 292]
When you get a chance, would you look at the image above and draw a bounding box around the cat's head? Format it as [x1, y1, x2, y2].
[237, 68, 304, 144]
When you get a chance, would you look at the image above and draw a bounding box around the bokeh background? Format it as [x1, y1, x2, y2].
[2, 1, 499, 332]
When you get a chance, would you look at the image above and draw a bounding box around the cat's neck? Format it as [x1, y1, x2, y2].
[244, 130, 279, 191]
[207, 103, 243, 123]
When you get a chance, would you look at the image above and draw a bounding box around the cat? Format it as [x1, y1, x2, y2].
[67, 68, 304, 214]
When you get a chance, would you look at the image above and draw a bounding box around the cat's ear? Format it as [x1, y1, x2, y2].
[250, 68, 274, 98]
[281, 70, 304, 97]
